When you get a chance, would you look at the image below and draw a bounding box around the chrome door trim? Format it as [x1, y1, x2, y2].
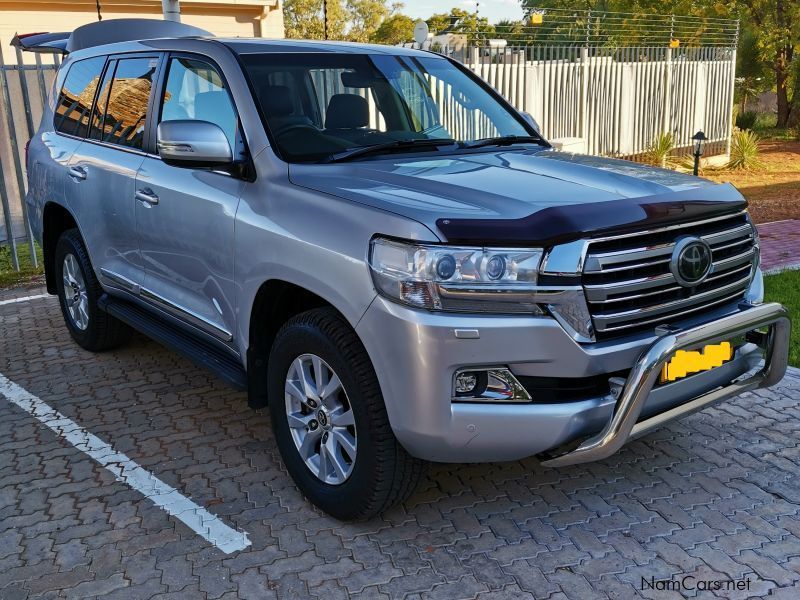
[103, 287, 242, 361]
[139, 286, 233, 342]
[100, 268, 140, 294]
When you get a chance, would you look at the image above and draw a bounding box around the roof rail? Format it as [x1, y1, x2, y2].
[11, 18, 212, 55]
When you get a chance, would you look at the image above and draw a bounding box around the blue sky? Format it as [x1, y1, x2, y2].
[400, 0, 525, 24]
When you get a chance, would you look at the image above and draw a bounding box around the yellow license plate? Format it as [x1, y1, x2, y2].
[659, 341, 733, 383]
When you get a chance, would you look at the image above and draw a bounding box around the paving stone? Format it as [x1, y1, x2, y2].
[2, 287, 800, 599]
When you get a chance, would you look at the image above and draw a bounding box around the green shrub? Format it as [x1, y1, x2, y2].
[735, 110, 758, 130]
[727, 129, 764, 171]
[645, 132, 675, 168]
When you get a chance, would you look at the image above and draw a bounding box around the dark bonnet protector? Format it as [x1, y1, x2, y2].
[436, 183, 747, 247]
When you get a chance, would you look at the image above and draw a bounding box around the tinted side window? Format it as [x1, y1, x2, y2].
[101, 57, 158, 149]
[54, 57, 106, 137]
[88, 61, 116, 141]
[160, 57, 239, 154]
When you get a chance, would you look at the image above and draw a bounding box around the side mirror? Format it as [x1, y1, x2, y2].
[157, 120, 233, 168]
[520, 111, 541, 135]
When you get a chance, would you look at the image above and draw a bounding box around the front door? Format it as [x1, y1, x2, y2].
[135, 54, 244, 342]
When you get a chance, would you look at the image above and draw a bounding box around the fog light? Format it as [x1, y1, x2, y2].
[455, 372, 478, 393]
[452, 368, 532, 403]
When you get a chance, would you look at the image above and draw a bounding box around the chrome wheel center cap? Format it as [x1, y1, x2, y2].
[317, 409, 329, 429]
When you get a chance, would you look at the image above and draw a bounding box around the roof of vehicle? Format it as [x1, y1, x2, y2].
[14, 18, 437, 60]
[67, 19, 212, 53]
[218, 39, 437, 58]
[12, 19, 213, 55]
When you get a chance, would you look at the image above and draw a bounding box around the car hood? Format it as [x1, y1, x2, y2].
[288, 149, 746, 245]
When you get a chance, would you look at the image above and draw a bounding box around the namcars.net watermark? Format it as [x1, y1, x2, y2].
[642, 575, 753, 593]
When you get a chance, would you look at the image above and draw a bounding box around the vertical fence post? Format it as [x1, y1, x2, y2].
[661, 46, 673, 137]
[0, 138, 20, 270]
[725, 22, 739, 156]
[580, 46, 589, 147]
[0, 48, 38, 267]
[34, 54, 48, 110]
[13, 46, 39, 267]
[0, 42, 21, 271]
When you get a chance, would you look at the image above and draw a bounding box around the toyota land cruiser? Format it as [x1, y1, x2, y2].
[20, 20, 790, 519]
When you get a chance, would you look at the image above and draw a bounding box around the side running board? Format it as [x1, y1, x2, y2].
[98, 294, 247, 390]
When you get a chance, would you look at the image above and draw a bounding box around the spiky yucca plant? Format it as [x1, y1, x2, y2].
[646, 132, 675, 168]
[727, 129, 764, 171]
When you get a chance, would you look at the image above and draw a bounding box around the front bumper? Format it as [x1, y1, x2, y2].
[356, 297, 790, 463]
[539, 301, 790, 467]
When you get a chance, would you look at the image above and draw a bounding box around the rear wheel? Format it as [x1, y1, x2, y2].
[54, 229, 131, 351]
[267, 308, 425, 520]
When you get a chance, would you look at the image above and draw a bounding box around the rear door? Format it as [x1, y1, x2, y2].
[134, 54, 244, 342]
[65, 54, 161, 292]
[36, 55, 106, 241]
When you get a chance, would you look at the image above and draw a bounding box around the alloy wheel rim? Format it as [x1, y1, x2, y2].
[284, 353, 357, 485]
[62, 253, 89, 331]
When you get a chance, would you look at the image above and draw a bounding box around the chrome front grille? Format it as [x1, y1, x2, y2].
[582, 211, 758, 339]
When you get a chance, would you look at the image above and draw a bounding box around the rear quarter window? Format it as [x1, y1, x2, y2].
[54, 57, 106, 137]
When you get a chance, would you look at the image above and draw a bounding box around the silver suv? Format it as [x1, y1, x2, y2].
[23, 20, 790, 519]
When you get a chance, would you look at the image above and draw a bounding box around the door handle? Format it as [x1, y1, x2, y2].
[68, 166, 87, 181]
[135, 189, 159, 206]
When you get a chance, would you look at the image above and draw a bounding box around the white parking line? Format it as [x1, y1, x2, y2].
[0, 372, 251, 554]
[0, 293, 52, 306]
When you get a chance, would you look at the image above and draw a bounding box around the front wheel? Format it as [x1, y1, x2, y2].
[267, 308, 425, 520]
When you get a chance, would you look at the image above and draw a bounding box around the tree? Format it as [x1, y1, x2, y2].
[731, 0, 800, 127]
[346, 0, 394, 42]
[371, 14, 416, 45]
[426, 8, 495, 43]
[284, 0, 406, 43]
[283, 0, 347, 40]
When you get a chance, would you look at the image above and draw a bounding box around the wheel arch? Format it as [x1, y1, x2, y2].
[42, 202, 78, 294]
[246, 279, 359, 409]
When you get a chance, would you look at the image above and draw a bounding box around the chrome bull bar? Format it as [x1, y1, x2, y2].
[540, 302, 791, 468]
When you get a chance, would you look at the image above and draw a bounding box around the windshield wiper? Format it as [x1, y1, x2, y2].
[463, 135, 549, 150]
[324, 139, 459, 163]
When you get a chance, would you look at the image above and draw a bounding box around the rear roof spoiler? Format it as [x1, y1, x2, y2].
[10, 32, 70, 54]
[11, 19, 211, 56]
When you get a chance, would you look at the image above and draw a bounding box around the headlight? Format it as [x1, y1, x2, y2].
[368, 237, 545, 313]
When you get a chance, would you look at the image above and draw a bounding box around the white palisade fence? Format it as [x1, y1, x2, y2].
[453, 44, 736, 159]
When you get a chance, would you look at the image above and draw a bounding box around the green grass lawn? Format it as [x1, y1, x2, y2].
[0, 242, 44, 288]
[765, 270, 800, 368]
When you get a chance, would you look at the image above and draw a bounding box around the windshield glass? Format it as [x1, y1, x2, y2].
[240, 52, 532, 163]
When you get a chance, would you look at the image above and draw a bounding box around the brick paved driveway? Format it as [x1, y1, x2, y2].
[2, 286, 800, 600]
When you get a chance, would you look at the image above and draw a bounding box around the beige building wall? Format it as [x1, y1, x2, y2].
[0, 0, 284, 63]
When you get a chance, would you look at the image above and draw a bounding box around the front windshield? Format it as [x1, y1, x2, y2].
[240, 52, 533, 163]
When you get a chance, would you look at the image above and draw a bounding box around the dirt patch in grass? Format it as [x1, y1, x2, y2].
[706, 140, 800, 224]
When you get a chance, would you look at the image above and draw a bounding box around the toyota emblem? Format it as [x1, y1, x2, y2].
[670, 237, 712, 287]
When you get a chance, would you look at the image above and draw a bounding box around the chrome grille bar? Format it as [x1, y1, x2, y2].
[582, 211, 757, 339]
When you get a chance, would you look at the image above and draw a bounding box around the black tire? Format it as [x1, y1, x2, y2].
[267, 308, 426, 520]
[54, 229, 132, 351]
